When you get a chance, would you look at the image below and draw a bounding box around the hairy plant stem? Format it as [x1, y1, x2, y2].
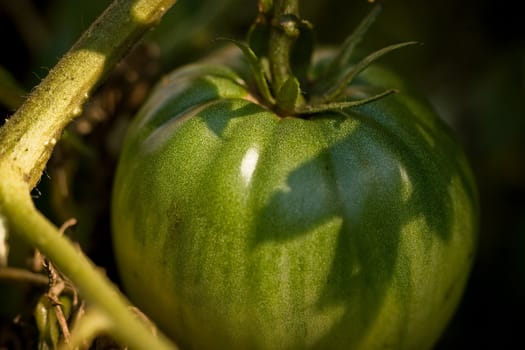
[0, 170, 175, 349]
[268, 0, 299, 93]
[0, 0, 178, 348]
[0, 0, 175, 189]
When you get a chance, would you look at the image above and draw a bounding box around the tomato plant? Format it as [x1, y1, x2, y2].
[112, 2, 478, 349]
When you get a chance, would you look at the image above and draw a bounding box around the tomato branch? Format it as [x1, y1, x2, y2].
[0, 0, 175, 189]
[0, 0, 178, 348]
[268, 0, 300, 92]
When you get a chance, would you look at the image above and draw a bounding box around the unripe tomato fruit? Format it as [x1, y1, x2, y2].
[111, 51, 478, 349]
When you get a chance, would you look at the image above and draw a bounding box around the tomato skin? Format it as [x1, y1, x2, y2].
[112, 54, 478, 350]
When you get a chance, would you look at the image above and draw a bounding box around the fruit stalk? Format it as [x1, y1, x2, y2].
[268, 0, 300, 92]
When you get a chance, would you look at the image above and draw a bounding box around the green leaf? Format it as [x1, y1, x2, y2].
[315, 41, 419, 104]
[313, 4, 381, 95]
[328, 4, 382, 74]
[219, 38, 276, 106]
[299, 89, 398, 114]
[276, 76, 303, 113]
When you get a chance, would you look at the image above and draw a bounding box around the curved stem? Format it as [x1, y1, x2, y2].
[0, 168, 177, 350]
[0, 0, 176, 190]
[0, 0, 178, 348]
[268, 0, 299, 92]
[64, 308, 113, 350]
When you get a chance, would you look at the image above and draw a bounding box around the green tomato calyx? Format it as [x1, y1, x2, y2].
[232, 1, 418, 117]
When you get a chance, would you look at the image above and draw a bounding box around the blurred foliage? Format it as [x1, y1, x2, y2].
[1, 0, 524, 348]
[0, 66, 26, 111]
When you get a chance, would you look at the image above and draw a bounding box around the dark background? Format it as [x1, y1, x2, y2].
[1, 0, 524, 348]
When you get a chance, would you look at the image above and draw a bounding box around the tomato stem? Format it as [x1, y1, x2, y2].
[0, 0, 179, 348]
[268, 0, 300, 94]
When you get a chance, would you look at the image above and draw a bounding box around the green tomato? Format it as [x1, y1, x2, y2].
[111, 52, 478, 349]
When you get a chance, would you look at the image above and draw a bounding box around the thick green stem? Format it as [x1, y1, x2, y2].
[268, 0, 299, 92]
[0, 0, 175, 189]
[0, 165, 176, 349]
[0, 0, 178, 348]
